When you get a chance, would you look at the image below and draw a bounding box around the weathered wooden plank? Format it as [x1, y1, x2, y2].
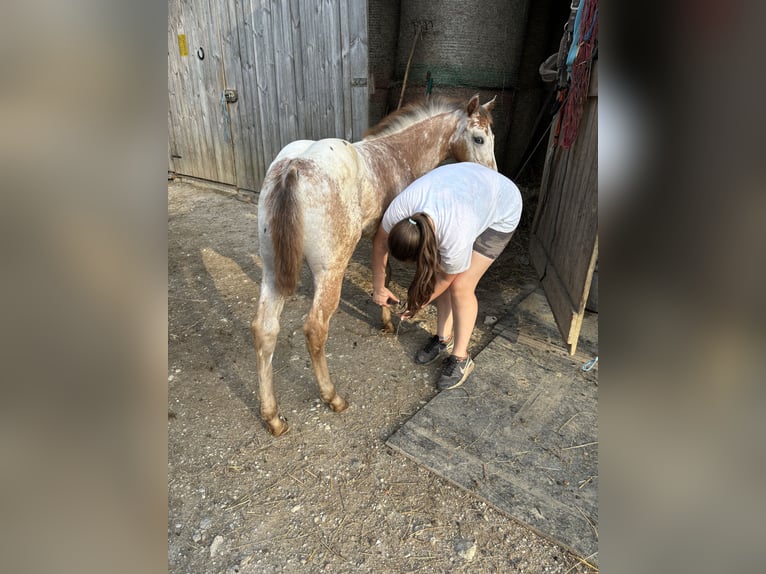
[236, 0, 267, 187]
[298, 0, 320, 139]
[539, 253, 579, 348]
[187, 0, 224, 183]
[325, 0, 345, 138]
[313, 0, 331, 136]
[347, 0, 369, 140]
[179, 0, 212, 180]
[545, 101, 597, 299]
[205, 0, 238, 184]
[297, 0, 313, 137]
[338, 0, 353, 140]
[288, 0, 307, 138]
[173, 0, 201, 178]
[530, 79, 598, 355]
[571, 234, 598, 349]
[530, 229, 578, 348]
[531, 228, 595, 357]
[273, 0, 299, 146]
[252, 0, 279, 164]
[387, 290, 598, 560]
[168, 107, 176, 174]
[167, 10, 181, 177]
[168, 0, 201, 178]
[220, 0, 257, 191]
[282, 0, 301, 143]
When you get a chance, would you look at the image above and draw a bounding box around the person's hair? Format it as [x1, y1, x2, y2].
[387, 212, 440, 316]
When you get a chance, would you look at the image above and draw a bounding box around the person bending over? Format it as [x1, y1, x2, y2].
[372, 162, 522, 390]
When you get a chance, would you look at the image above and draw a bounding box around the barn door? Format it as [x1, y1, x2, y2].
[168, 0, 238, 186]
[168, 0, 369, 193]
[529, 63, 598, 356]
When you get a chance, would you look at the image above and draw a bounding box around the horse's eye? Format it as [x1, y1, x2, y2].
[473, 136, 484, 145]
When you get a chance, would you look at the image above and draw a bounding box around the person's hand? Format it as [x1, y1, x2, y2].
[372, 287, 398, 308]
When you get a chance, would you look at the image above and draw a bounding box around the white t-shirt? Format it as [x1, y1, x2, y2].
[382, 163, 523, 274]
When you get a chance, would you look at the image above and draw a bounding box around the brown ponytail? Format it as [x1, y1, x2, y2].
[387, 213, 440, 316]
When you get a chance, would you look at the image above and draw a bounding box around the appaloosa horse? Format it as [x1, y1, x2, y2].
[253, 95, 497, 435]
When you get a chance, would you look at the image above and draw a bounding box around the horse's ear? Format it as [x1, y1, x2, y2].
[482, 96, 497, 113]
[466, 94, 480, 115]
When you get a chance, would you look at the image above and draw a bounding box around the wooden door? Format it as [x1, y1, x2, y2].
[529, 64, 598, 356]
[168, 0, 238, 186]
[168, 0, 369, 192]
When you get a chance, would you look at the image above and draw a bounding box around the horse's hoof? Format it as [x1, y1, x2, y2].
[329, 395, 349, 413]
[266, 415, 289, 437]
[381, 322, 395, 334]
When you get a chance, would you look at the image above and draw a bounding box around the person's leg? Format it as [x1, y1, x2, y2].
[437, 229, 513, 390]
[449, 251, 495, 358]
[435, 251, 495, 390]
[435, 291, 453, 342]
[414, 290, 454, 365]
[449, 228, 514, 358]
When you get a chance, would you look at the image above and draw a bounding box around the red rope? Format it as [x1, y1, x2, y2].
[560, 0, 598, 149]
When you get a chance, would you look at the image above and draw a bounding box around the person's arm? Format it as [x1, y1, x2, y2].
[427, 271, 456, 304]
[399, 270, 456, 319]
[371, 224, 399, 307]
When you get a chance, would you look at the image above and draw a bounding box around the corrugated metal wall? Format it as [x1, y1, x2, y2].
[168, 0, 368, 192]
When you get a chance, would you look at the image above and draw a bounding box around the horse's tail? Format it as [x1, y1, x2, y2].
[267, 164, 304, 296]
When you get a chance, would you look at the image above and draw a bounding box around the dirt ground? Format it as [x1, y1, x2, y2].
[168, 180, 594, 573]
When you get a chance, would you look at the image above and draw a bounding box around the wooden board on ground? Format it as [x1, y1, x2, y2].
[386, 289, 598, 561]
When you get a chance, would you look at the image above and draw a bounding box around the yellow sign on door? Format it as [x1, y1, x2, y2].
[178, 34, 188, 57]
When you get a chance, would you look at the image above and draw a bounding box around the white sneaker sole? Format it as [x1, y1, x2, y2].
[438, 359, 474, 390]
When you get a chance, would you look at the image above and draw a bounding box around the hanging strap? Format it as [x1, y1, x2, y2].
[557, 0, 582, 91]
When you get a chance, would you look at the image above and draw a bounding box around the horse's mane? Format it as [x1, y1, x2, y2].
[362, 96, 465, 140]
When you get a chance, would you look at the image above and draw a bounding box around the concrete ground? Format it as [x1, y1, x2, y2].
[168, 179, 598, 573]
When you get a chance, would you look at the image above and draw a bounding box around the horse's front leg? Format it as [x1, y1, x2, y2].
[304, 273, 349, 414]
[251, 285, 289, 436]
[380, 259, 395, 333]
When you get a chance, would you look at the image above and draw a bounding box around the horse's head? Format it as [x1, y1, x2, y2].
[449, 95, 497, 170]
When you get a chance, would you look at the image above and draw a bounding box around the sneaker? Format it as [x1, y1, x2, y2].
[437, 355, 475, 390]
[415, 335, 454, 365]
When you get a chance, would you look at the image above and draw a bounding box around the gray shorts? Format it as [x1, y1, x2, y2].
[473, 228, 514, 260]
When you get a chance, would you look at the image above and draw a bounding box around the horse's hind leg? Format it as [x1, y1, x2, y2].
[304, 273, 349, 413]
[251, 283, 289, 436]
